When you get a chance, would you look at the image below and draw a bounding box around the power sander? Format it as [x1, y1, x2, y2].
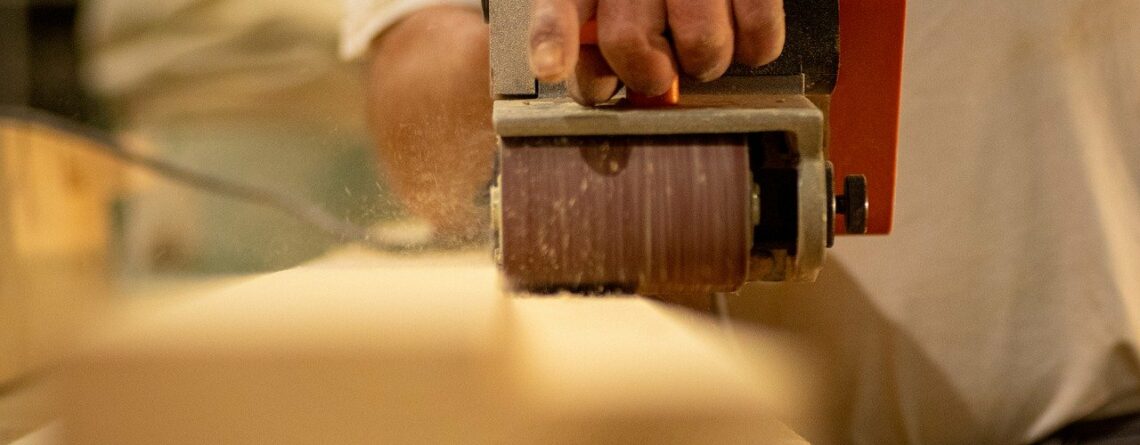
[484, 0, 906, 296]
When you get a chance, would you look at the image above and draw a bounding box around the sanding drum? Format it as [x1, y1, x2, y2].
[496, 135, 753, 296]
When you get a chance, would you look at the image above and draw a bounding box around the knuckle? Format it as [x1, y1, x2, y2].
[736, 41, 783, 67]
[599, 25, 653, 58]
[673, 27, 732, 77]
[737, 1, 782, 28]
[673, 25, 731, 54]
[735, 10, 784, 65]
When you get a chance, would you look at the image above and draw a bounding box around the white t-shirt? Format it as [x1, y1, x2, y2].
[341, 0, 481, 60]
[343, 1, 1140, 444]
[83, 0, 362, 123]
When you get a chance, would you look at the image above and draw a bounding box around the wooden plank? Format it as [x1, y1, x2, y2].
[64, 251, 514, 444]
[61, 249, 808, 443]
[0, 119, 117, 386]
[0, 124, 28, 388]
[511, 297, 808, 444]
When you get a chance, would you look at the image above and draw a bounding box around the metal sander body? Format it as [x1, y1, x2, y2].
[486, 0, 906, 296]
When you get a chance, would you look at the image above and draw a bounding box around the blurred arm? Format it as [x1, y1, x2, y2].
[345, 1, 494, 241]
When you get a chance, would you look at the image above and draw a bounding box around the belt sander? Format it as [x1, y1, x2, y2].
[484, 0, 906, 296]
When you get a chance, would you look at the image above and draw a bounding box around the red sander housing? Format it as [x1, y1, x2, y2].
[485, 0, 906, 296]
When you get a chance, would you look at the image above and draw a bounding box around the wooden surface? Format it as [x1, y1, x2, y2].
[0, 119, 117, 388]
[60, 248, 810, 444]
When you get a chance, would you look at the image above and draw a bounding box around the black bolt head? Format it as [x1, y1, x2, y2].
[837, 175, 868, 234]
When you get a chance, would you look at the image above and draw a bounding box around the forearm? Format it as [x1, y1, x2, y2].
[364, 6, 495, 239]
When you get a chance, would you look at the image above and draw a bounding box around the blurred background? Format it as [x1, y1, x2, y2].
[2, 1, 398, 439]
[5, 0, 396, 276]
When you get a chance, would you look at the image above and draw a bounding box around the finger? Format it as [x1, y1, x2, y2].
[732, 0, 785, 66]
[666, 0, 734, 81]
[567, 46, 622, 105]
[528, 0, 595, 82]
[596, 0, 676, 96]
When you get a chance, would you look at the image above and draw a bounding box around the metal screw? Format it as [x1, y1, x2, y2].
[490, 183, 504, 265]
[750, 183, 761, 226]
[836, 175, 868, 235]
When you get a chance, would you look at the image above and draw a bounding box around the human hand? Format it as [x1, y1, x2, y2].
[366, 6, 495, 242]
[528, 0, 786, 105]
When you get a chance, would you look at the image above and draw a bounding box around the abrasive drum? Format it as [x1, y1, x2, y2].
[498, 135, 753, 296]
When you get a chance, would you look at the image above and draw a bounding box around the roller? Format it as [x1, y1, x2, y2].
[496, 135, 753, 296]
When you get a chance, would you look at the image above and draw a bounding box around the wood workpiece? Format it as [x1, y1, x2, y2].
[1, 120, 117, 416]
[60, 248, 811, 444]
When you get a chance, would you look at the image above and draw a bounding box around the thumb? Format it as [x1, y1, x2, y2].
[528, 0, 593, 82]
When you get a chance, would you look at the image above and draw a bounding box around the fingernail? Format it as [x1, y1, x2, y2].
[531, 41, 564, 79]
